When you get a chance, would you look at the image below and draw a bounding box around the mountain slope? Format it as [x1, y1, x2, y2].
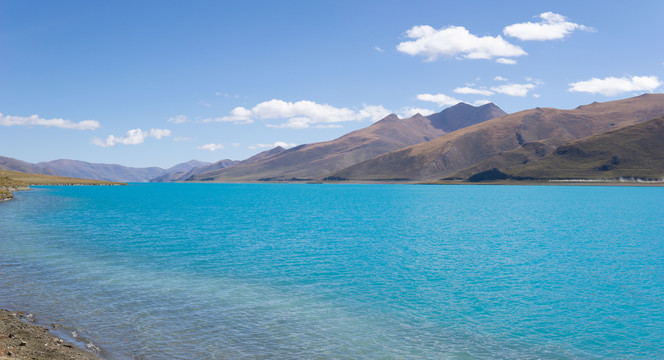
[330, 94, 664, 181]
[0, 156, 60, 176]
[504, 115, 664, 180]
[150, 159, 232, 182]
[190, 102, 505, 182]
[36, 159, 165, 182]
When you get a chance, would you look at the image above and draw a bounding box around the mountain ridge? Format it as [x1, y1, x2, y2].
[329, 94, 664, 181]
[188, 102, 506, 182]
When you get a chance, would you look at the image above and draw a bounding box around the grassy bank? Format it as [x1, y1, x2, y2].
[0, 169, 125, 201]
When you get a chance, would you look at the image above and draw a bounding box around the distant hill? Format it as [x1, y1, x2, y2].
[189, 102, 506, 182]
[0, 157, 215, 183]
[330, 94, 664, 181]
[502, 115, 664, 180]
[165, 160, 212, 174]
[34, 159, 165, 182]
[150, 159, 237, 182]
[0, 156, 60, 176]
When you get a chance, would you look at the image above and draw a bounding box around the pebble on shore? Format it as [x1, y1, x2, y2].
[0, 309, 101, 360]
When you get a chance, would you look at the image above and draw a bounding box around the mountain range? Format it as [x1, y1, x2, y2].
[2, 94, 663, 183]
[330, 94, 664, 182]
[187, 102, 506, 182]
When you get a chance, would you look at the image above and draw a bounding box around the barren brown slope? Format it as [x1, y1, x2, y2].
[331, 93, 664, 181]
[504, 115, 664, 180]
[190, 103, 505, 182]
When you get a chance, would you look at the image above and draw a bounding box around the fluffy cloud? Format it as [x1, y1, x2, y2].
[504, 12, 592, 41]
[216, 99, 391, 129]
[399, 107, 436, 118]
[249, 141, 297, 150]
[168, 115, 190, 124]
[416, 93, 462, 107]
[197, 143, 224, 152]
[454, 87, 495, 96]
[397, 25, 526, 62]
[494, 76, 508, 81]
[0, 113, 100, 130]
[568, 75, 662, 96]
[490, 83, 536, 97]
[92, 128, 171, 147]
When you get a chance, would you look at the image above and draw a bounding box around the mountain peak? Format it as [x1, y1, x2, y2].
[426, 102, 507, 133]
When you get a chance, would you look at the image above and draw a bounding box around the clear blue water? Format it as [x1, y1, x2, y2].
[1, 183, 663, 359]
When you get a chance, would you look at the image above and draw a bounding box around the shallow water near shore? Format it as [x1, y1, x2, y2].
[1, 183, 663, 359]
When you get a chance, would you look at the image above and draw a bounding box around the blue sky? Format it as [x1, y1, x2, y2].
[1, 0, 663, 168]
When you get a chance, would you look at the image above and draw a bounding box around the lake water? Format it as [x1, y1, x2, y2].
[1, 183, 662, 359]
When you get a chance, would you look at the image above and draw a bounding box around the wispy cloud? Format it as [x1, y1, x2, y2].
[490, 83, 537, 97]
[416, 93, 462, 107]
[399, 106, 436, 118]
[374, 46, 385, 53]
[173, 136, 192, 142]
[504, 12, 593, 41]
[397, 25, 526, 62]
[569, 75, 662, 96]
[0, 113, 100, 130]
[215, 92, 240, 99]
[197, 143, 224, 152]
[495, 57, 517, 65]
[168, 115, 190, 124]
[215, 99, 391, 129]
[249, 141, 296, 150]
[92, 128, 171, 147]
[454, 87, 494, 96]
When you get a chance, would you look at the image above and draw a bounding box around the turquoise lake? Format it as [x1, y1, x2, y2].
[1, 183, 663, 359]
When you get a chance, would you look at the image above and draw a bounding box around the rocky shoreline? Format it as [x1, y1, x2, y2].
[0, 309, 101, 360]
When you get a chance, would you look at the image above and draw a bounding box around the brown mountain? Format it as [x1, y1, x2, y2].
[150, 159, 234, 182]
[502, 115, 664, 180]
[0, 156, 60, 176]
[330, 94, 664, 181]
[189, 102, 506, 182]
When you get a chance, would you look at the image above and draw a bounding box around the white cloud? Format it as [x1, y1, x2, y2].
[218, 99, 391, 129]
[249, 141, 297, 150]
[198, 100, 212, 108]
[314, 124, 343, 128]
[495, 57, 517, 65]
[168, 115, 190, 124]
[472, 99, 492, 106]
[490, 83, 536, 97]
[197, 143, 224, 152]
[399, 107, 436, 118]
[454, 87, 495, 96]
[0, 113, 100, 130]
[533, 94, 541, 98]
[494, 76, 508, 81]
[92, 128, 171, 147]
[568, 75, 662, 96]
[231, 142, 240, 148]
[417, 93, 462, 107]
[397, 25, 526, 62]
[374, 46, 385, 53]
[504, 12, 592, 41]
[174, 136, 192, 142]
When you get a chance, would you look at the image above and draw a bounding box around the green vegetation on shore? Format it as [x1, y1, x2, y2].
[0, 169, 125, 201]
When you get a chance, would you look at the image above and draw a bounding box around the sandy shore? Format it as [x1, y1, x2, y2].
[0, 309, 101, 360]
